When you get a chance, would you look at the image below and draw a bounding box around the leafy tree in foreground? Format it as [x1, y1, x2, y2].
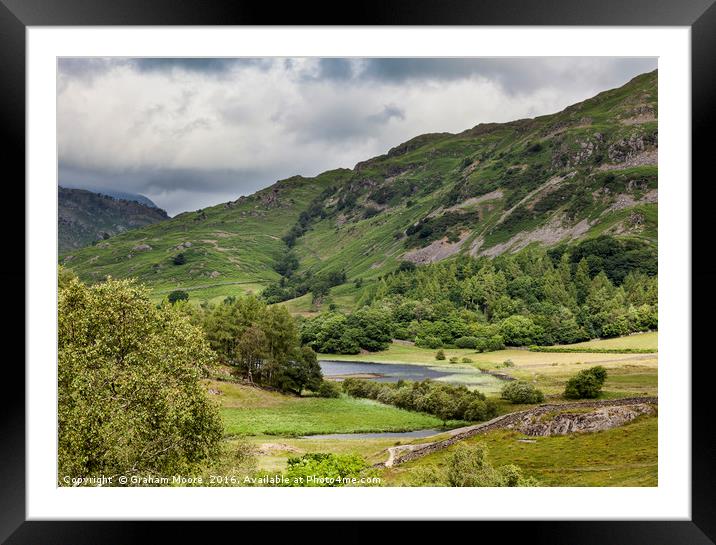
[564, 365, 608, 399]
[58, 277, 223, 483]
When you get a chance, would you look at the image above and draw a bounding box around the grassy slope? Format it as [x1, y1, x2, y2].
[382, 414, 657, 486]
[63, 170, 351, 303]
[210, 380, 458, 437]
[65, 72, 658, 308]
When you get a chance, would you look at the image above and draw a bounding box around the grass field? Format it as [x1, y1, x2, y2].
[211, 380, 459, 437]
[383, 414, 658, 487]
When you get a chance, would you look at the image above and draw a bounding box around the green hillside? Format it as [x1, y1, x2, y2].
[64, 70, 657, 306]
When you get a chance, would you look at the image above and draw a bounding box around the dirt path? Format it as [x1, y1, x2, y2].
[377, 396, 658, 468]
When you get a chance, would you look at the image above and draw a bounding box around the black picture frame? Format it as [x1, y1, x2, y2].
[2, 1, 713, 542]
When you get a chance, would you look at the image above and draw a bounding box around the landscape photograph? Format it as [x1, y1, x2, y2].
[57, 57, 658, 488]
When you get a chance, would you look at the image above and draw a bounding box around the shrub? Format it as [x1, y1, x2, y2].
[417, 336, 443, 349]
[435, 349, 446, 360]
[461, 357, 473, 363]
[449, 356, 459, 363]
[316, 381, 341, 398]
[502, 359, 515, 368]
[341, 378, 497, 423]
[447, 443, 539, 487]
[283, 453, 375, 487]
[564, 366, 608, 399]
[455, 336, 478, 349]
[500, 381, 545, 404]
[167, 290, 189, 304]
[363, 207, 381, 219]
[463, 399, 497, 421]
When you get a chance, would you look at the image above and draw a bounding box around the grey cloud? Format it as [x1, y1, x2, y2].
[302, 58, 355, 81]
[283, 101, 406, 144]
[58, 57, 274, 79]
[366, 104, 405, 124]
[355, 58, 657, 94]
[132, 58, 273, 75]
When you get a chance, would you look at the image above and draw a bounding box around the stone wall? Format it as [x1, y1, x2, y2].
[387, 396, 657, 467]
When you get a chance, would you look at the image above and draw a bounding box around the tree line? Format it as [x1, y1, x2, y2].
[300, 236, 657, 354]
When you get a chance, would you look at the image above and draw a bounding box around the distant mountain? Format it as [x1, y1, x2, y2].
[65, 186, 161, 209]
[63, 70, 657, 306]
[59, 187, 169, 254]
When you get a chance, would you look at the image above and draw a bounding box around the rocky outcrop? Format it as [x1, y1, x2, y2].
[513, 403, 656, 436]
[607, 131, 658, 163]
[403, 232, 469, 265]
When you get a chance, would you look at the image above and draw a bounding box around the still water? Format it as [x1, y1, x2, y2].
[318, 360, 507, 391]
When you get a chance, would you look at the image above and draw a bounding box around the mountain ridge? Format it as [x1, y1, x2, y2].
[59, 186, 169, 254]
[62, 70, 657, 308]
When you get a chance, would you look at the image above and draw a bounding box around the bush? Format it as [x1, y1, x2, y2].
[363, 207, 381, 219]
[461, 357, 473, 363]
[167, 290, 189, 304]
[283, 453, 375, 487]
[455, 336, 478, 349]
[341, 378, 497, 423]
[500, 381, 545, 404]
[463, 399, 497, 421]
[316, 381, 341, 398]
[502, 359, 514, 368]
[564, 366, 608, 399]
[449, 356, 459, 363]
[447, 443, 539, 487]
[435, 349, 446, 360]
[417, 335, 443, 349]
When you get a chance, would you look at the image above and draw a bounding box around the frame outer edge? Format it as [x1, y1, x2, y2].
[0, 0, 27, 543]
[691, 0, 716, 542]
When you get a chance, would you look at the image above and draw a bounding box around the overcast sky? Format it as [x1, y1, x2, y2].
[58, 57, 657, 216]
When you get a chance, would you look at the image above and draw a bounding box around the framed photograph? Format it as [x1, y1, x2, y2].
[3, 0, 714, 542]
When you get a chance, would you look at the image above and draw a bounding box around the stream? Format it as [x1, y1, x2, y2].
[301, 428, 445, 440]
